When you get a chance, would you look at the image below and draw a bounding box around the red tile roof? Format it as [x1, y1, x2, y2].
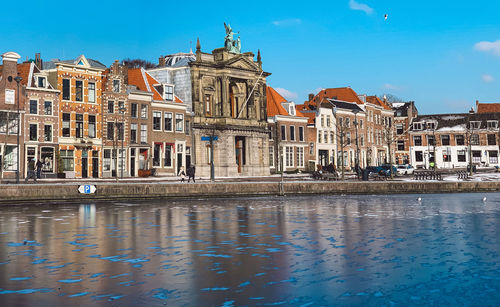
[477, 102, 500, 113]
[296, 104, 315, 124]
[127, 68, 162, 101]
[267, 86, 290, 116]
[17, 63, 32, 86]
[174, 95, 183, 103]
[367, 95, 392, 110]
[307, 87, 363, 106]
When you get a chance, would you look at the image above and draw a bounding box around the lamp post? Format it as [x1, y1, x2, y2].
[352, 109, 360, 179]
[114, 119, 118, 182]
[119, 106, 126, 179]
[14, 76, 22, 184]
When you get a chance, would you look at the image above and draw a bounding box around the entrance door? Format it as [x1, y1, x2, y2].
[82, 158, 88, 178]
[319, 150, 329, 167]
[186, 147, 191, 168]
[130, 148, 136, 177]
[235, 136, 245, 173]
[177, 153, 183, 174]
[92, 150, 99, 178]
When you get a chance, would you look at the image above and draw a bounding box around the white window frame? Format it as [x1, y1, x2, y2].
[29, 123, 38, 141]
[43, 100, 53, 116]
[175, 113, 184, 132]
[153, 111, 162, 131]
[285, 146, 294, 168]
[269, 146, 275, 168]
[140, 124, 147, 143]
[43, 124, 52, 142]
[88, 82, 96, 103]
[413, 122, 423, 130]
[298, 126, 304, 142]
[29, 99, 38, 115]
[164, 112, 173, 132]
[487, 120, 498, 129]
[289, 125, 295, 141]
[296, 147, 304, 168]
[164, 84, 174, 101]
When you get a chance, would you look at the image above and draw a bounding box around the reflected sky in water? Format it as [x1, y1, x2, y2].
[0, 193, 500, 306]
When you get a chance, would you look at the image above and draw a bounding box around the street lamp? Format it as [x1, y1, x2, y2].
[14, 76, 22, 184]
[119, 106, 126, 179]
[352, 109, 360, 179]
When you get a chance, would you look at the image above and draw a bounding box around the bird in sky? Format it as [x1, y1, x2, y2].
[384, 14, 388, 21]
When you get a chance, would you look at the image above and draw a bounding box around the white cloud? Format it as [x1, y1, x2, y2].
[383, 83, 400, 90]
[482, 74, 494, 83]
[349, 0, 374, 15]
[272, 19, 302, 27]
[474, 39, 500, 57]
[275, 88, 298, 100]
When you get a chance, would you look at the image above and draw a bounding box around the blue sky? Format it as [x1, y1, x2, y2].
[2, 0, 500, 114]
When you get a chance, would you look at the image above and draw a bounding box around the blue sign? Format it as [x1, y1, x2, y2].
[201, 136, 218, 141]
[78, 185, 96, 194]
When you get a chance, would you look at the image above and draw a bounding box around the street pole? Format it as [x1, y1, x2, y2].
[119, 106, 125, 179]
[14, 76, 22, 184]
[210, 126, 215, 182]
[352, 109, 360, 179]
[114, 119, 118, 183]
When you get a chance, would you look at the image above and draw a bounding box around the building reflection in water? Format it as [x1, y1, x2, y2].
[79, 204, 96, 227]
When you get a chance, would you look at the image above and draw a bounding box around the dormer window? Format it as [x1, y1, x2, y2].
[413, 122, 423, 130]
[470, 121, 481, 129]
[426, 122, 436, 130]
[164, 85, 173, 101]
[37, 76, 46, 88]
[487, 120, 498, 129]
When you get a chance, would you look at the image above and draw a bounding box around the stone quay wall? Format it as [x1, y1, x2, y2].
[0, 181, 499, 204]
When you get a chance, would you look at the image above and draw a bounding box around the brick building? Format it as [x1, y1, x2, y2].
[392, 101, 418, 165]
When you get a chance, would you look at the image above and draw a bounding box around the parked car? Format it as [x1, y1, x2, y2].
[396, 164, 415, 175]
[381, 164, 398, 176]
[365, 166, 389, 177]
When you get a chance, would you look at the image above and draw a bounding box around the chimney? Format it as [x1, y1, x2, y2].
[35, 53, 43, 69]
[1, 51, 21, 81]
[475, 100, 479, 113]
[308, 93, 314, 101]
[158, 55, 165, 67]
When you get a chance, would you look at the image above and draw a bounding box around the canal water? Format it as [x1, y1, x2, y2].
[0, 193, 499, 306]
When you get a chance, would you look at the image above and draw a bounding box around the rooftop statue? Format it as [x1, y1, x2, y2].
[224, 22, 241, 54]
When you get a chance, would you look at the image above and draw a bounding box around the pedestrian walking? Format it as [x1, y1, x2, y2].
[25, 159, 37, 183]
[36, 159, 43, 179]
[187, 164, 196, 183]
[178, 166, 186, 182]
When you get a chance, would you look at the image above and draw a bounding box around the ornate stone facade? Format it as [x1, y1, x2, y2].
[189, 40, 271, 177]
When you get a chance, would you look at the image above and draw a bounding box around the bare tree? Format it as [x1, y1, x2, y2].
[379, 93, 405, 106]
[121, 58, 156, 69]
[335, 118, 349, 180]
[382, 123, 396, 179]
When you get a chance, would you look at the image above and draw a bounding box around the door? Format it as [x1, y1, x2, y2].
[177, 153, 183, 174]
[235, 136, 245, 173]
[130, 148, 136, 177]
[82, 158, 88, 178]
[319, 150, 329, 167]
[92, 150, 98, 178]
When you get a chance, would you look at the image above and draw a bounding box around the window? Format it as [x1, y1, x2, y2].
[141, 105, 148, 119]
[413, 122, 422, 130]
[472, 151, 481, 163]
[175, 114, 184, 132]
[113, 80, 120, 92]
[427, 135, 435, 146]
[413, 135, 422, 146]
[345, 118, 350, 128]
[130, 124, 137, 143]
[487, 134, 496, 145]
[153, 111, 162, 131]
[107, 122, 114, 140]
[290, 126, 295, 141]
[443, 150, 451, 162]
[40, 147, 54, 172]
[88, 82, 95, 103]
[318, 132, 322, 143]
[108, 101, 114, 114]
[205, 94, 212, 116]
[298, 126, 304, 142]
[29, 124, 37, 141]
[487, 121, 498, 129]
[185, 120, 190, 135]
[117, 123, 124, 141]
[62, 113, 70, 137]
[321, 115, 324, 127]
[396, 124, 404, 135]
[62, 79, 70, 100]
[297, 147, 304, 168]
[280, 125, 286, 140]
[131, 103, 138, 118]
[360, 136, 364, 146]
[60, 150, 74, 171]
[326, 116, 330, 127]
[164, 85, 173, 101]
[489, 151, 498, 164]
[455, 134, 465, 146]
[3, 146, 18, 171]
[118, 101, 125, 113]
[7, 113, 18, 135]
[457, 150, 466, 162]
[44, 101, 52, 115]
[359, 119, 363, 129]
[415, 151, 423, 162]
[285, 146, 293, 167]
[76, 114, 83, 138]
[441, 135, 450, 146]
[163, 112, 172, 131]
[37, 76, 46, 88]
[397, 140, 405, 151]
[330, 132, 334, 144]
[75, 80, 83, 101]
[346, 132, 351, 145]
[0, 112, 6, 133]
[470, 121, 481, 129]
[140, 124, 147, 143]
[164, 144, 172, 167]
[29, 100, 37, 114]
[88, 115, 96, 138]
[103, 149, 111, 171]
[44, 125, 52, 142]
[471, 134, 479, 145]
[269, 146, 274, 168]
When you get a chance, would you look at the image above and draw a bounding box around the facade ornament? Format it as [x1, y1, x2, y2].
[224, 23, 241, 54]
